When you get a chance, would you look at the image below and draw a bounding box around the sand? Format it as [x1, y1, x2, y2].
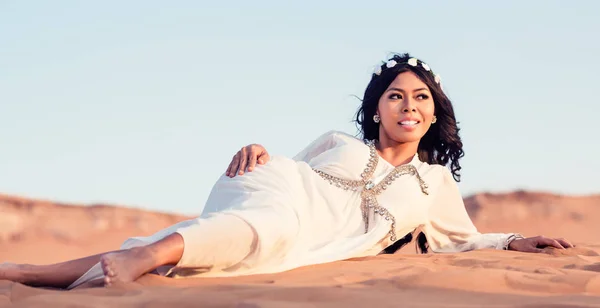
[1, 192, 599, 307]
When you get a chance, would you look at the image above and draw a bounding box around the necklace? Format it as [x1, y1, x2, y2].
[312, 140, 429, 241]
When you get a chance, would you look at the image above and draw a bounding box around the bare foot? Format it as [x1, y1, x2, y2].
[100, 247, 158, 286]
[0, 262, 26, 283]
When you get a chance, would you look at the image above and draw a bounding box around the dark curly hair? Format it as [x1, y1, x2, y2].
[355, 53, 464, 182]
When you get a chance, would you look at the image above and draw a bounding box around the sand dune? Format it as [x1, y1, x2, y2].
[1, 191, 599, 307]
[0, 194, 190, 264]
[464, 191, 600, 244]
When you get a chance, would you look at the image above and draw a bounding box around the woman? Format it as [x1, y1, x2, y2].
[0, 53, 573, 289]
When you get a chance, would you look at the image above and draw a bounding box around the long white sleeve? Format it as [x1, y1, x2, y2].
[422, 167, 516, 252]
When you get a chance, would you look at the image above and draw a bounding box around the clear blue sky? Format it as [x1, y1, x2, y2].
[1, 1, 598, 215]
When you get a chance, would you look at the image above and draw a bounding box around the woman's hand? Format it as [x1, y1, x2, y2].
[226, 144, 271, 177]
[508, 235, 574, 253]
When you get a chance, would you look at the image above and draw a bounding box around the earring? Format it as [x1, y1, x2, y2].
[373, 114, 380, 123]
[432, 116, 437, 124]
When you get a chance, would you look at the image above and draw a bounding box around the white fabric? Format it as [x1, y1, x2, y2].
[67, 214, 254, 289]
[172, 213, 256, 273]
[67, 130, 516, 289]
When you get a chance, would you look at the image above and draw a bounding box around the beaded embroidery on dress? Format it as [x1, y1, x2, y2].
[313, 139, 429, 241]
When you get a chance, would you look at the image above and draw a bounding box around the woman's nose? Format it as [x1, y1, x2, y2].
[401, 100, 416, 113]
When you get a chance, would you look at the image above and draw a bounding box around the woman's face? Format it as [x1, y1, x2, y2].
[377, 71, 436, 145]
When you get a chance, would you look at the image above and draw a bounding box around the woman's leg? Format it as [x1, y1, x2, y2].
[0, 233, 183, 288]
[101, 213, 256, 286]
[0, 251, 117, 289]
[101, 233, 184, 286]
[1, 213, 254, 288]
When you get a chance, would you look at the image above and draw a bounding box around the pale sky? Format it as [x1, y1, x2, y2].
[1, 1, 599, 215]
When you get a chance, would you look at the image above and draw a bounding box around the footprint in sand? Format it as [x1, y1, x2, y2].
[533, 267, 566, 275]
[583, 263, 600, 272]
[504, 271, 585, 294]
[547, 247, 599, 257]
[332, 273, 373, 284]
[564, 262, 600, 273]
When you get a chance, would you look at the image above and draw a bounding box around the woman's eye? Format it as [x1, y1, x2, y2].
[416, 94, 430, 100]
[389, 94, 402, 100]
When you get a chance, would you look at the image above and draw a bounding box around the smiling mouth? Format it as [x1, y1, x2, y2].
[398, 120, 420, 126]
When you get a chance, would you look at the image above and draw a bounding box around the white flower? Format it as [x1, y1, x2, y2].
[421, 62, 430, 71]
[385, 60, 397, 68]
[434, 74, 441, 84]
[373, 66, 382, 75]
[407, 58, 418, 67]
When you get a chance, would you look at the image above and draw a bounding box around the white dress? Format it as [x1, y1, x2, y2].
[67, 131, 516, 289]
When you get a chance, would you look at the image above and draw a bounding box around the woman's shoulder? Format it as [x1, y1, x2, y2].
[415, 161, 456, 191]
[293, 130, 365, 162]
[308, 130, 366, 148]
[316, 130, 362, 141]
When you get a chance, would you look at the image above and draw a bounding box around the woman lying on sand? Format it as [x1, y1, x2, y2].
[0, 53, 574, 289]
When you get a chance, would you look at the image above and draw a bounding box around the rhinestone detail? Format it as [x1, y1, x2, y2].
[312, 140, 429, 242]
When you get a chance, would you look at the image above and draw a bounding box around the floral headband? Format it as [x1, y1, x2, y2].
[373, 57, 442, 88]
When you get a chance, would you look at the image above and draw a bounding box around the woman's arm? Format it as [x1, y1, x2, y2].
[422, 167, 573, 253]
[225, 131, 341, 177]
